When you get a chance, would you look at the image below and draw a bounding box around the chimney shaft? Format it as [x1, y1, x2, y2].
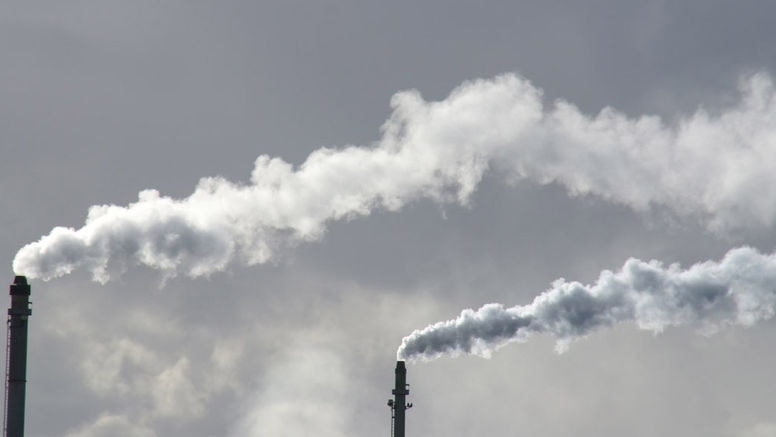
[389, 361, 410, 437]
[5, 276, 31, 437]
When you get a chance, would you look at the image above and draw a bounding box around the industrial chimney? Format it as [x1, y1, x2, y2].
[387, 361, 412, 437]
[4, 276, 31, 437]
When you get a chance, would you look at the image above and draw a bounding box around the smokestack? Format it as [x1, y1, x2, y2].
[4, 276, 31, 437]
[387, 361, 412, 437]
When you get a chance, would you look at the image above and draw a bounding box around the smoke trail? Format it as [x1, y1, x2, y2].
[397, 246, 776, 361]
[13, 72, 776, 282]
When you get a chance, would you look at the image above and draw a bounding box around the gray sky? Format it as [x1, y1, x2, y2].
[3, 1, 776, 436]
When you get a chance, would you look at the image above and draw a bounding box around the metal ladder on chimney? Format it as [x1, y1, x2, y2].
[2, 316, 11, 437]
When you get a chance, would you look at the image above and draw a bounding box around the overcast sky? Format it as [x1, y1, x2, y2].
[3, 1, 776, 436]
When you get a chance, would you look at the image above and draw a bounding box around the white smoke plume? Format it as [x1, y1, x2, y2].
[13, 72, 776, 282]
[397, 246, 776, 361]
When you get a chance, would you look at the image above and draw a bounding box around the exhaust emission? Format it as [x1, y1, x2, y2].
[398, 246, 776, 362]
[14, 73, 776, 283]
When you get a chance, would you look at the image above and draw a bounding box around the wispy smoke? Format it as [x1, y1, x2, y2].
[397, 246, 776, 361]
[14, 72, 776, 282]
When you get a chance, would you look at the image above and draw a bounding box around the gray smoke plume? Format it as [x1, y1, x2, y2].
[397, 246, 776, 361]
[13, 72, 776, 282]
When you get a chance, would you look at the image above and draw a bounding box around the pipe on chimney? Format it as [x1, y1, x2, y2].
[5, 276, 31, 437]
[387, 361, 412, 437]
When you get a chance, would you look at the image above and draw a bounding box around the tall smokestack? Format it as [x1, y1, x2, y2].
[387, 361, 412, 437]
[4, 276, 31, 437]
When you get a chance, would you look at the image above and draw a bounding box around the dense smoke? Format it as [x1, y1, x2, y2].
[14, 72, 776, 282]
[397, 246, 776, 361]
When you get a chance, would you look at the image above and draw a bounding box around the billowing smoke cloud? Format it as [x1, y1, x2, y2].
[14, 72, 776, 282]
[398, 246, 776, 361]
